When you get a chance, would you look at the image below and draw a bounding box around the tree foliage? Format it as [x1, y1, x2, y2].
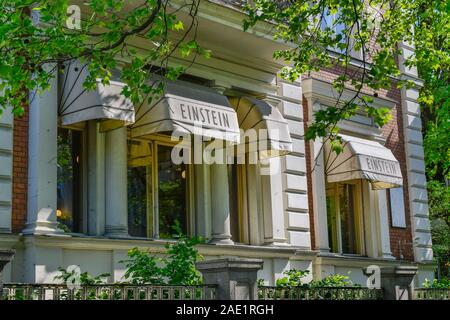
[244, 0, 450, 275]
[0, 0, 449, 276]
[274, 269, 357, 288]
[0, 0, 206, 117]
[243, 0, 449, 154]
[121, 223, 203, 285]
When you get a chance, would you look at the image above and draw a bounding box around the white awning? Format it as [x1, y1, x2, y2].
[229, 96, 292, 159]
[131, 80, 240, 143]
[58, 61, 134, 129]
[324, 134, 403, 190]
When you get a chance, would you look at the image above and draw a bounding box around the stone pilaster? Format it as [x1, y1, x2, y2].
[209, 163, 233, 245]
[277, 77, 311, 249]
[104, 126, 128, 238]
[87, 121, 106, 236]
[0, 107, 13, 233]
[398, 42, 433, 262]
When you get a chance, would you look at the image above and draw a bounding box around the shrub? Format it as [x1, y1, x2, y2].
[53, 267, 111, 300]
[54, 267, 110, 285]
[309, 274, 357, 287]
[275, 269, 310, 288]
[269, 269, 358, 288]
[163, 223, 203, 285]
[121, 223, 203, 285]
[122, 248, 165, 285]
[423, 278, 450, 288]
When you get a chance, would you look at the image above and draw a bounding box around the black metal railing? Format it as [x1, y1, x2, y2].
[2, 283, 217, 300]
[258, 286, 384, 300]
[414, 288, 450, 300]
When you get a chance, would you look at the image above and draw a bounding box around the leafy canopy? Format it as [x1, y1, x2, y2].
[243, 0, 449, 154]
[121, 223, 204, 285]
[0, 0, 206, 117]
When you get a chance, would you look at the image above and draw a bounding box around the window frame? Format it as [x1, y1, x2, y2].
[56, 124, 87, 234]
[228, 161, 249, 244]
[321, 9, 363, 59]
[127, 134, 194, 239]
[326, 180, 366, 255]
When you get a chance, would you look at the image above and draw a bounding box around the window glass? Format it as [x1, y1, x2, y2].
[57, 128, 82, 233]
[157, 144, 187, 238]
[326, 185, 338, 252]
[128, 166, 149, 237]
[339, 184, 357, 254]
[127, 140, 188, 239]
[228, 163, 240, 243]
[326, 182, 361, 254]
[321, 10, 346, 53]
[127, 140, 152, 237]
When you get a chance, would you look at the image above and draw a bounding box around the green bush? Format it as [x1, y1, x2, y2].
[423, 278, 450, 289]
[275, 269, 310, 287]
[53, 267, 111, 300]
[121, 223, 204, 285]
[309, 274, 357, 287]
[122, 247, 165, 285]
[54, 267, 110, 285]
[269, 269, 358, 288]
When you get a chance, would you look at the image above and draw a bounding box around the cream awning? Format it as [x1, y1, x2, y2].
[58, 61, 134, 129]
[324, 134, 403, 190]
[229, 96, 292, 159]
[131, 80, 240, 143]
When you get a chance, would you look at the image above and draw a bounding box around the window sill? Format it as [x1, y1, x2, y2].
[317, 252, 400, 263]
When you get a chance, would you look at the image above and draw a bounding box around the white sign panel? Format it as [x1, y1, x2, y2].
[169, 97, 238, 132]
[389, 187, 406, 228]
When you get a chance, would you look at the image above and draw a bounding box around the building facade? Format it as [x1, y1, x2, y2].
[0, 0, 434, 286]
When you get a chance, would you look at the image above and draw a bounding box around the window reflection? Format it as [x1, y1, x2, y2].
[157, 145, 187, 238]
[127, 140, 188, 239]
[57, 128, 82, 233]
[326, 182, 360, 254]
[127, 140, 152, 238]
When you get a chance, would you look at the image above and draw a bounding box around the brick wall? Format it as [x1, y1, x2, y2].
[303, 95, 316, 250]
[12, 110, 28, 233]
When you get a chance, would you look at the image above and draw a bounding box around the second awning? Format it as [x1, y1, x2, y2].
[324, 134, 403, 190]
[131, 80, 240, 143]
[229, 96, 292, 159]
[58, 61, 134, 129]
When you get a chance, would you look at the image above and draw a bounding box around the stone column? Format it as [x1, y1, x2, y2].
[0, 250, 15, 300]
[312, 138, 330, 252]
[104, 126, 128, 237]
[195, 161, 212, 240]
[87, 121, 106, 236]
[209, 163, 233, 244]
[380, 265, 418, 300]
[196, 258, 264, 300]
[23, 64, 61, 235]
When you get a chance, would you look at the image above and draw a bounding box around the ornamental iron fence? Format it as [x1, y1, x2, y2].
[2, 283, 217, 300]
[3, 283, 450, 300]
[414, 288, 450, 300]
[258, 286, 384, 300]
